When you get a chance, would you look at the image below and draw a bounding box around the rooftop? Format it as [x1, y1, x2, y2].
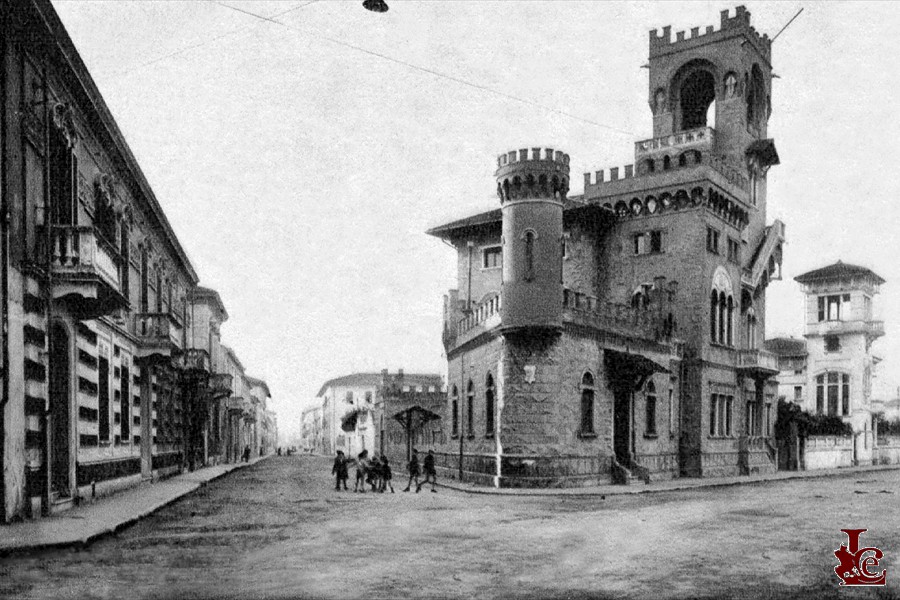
[316, 371, 443, 398]
[794, 261, 885, 286]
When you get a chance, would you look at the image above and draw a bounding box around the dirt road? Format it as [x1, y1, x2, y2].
[1, 455, 897, 599]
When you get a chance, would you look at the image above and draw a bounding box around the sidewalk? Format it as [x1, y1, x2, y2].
[0, 456, 267, 555]
[436, 463, 900, 497]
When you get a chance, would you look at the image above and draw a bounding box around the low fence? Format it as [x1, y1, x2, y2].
[804, 435, 852, 470]
[876, 435, 900, 465]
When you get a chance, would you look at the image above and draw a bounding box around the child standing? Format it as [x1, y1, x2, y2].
[380, 456, 395, 493]
[418, 449, 438, 493]
[331, 450, 348, 491]
[402, 448, 421, 492]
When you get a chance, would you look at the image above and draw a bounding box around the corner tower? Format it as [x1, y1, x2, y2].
[496, 148, 569, 332]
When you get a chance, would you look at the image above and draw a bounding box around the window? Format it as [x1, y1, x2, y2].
[121, 366, 130, 440]
[816, 372, 850, 416]
[668, 387, 675, 436]
[819, 294, 850, 322]
[706, 227, 720, 254]
[746, 400, 759, 436]
[709, 393, 733, 437]
[345, 391, 354, 404]
[580, 372, 595, 435]
[485, 374, 495, 436]
[793, 386, 802, 402]
[483, 246, 501, 269]
[765, 402, 772, 436]
[466, 380, 474, 436]
[645, 382, 657, 436]
[99, 357, 110, 442]
[824, 335, 841, 353]
[451, 385, 459, 437]
[727, 238, 740, 264]
[523, 231, 535, 280]
[633, 231, 663, 256]
[365, 391, 372, 403]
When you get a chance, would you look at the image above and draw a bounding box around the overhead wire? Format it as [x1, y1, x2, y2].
[103, 1, 320, 80]
[212, 1, 638, 137]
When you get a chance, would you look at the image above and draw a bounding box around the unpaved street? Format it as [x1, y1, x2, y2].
[1, 455, 898, 599]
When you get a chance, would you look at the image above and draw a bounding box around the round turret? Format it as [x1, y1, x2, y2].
[496, 148, 569, 333]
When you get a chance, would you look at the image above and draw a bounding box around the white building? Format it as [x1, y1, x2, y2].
[767, 261, 884, 464]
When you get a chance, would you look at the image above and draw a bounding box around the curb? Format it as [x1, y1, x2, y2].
[433, 464, 900, 497]
[0, 457, 267, 556]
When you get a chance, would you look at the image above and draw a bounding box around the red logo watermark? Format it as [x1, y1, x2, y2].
[834, 529, 887, 586]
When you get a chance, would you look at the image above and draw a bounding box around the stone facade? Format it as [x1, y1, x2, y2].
[428, 6, 785, 487]
[0, 0, 273, 522]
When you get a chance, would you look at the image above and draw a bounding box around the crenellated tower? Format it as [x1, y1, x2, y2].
[495, 148, 569, 333]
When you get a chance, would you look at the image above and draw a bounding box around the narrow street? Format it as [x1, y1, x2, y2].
[1, 455, 897, 600]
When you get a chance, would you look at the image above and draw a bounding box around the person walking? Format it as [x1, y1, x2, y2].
[331, 450, 349, 491]
[380, 456, 395, 493]
[402, 448, 421, 492]
[418, 449, 438, 493]
[354, 450, 370, 493]
[242, 445, 251, 463]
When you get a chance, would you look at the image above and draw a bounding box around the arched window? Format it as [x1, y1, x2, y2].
[466, 380, 474, 436]
[711, 267, 734, 346]
[523, 230, 535, 281]
[140, 246, 149, 313]
[746, 307, 757, 349]
[485, 374, 495, 436]
[679, 69, 716, 130]
[451, 385, 459, 436]
[580, 372, 595, 435]
[663, 155, 672, 171]
[645, 381, 657, 436]
[726, 295, 734, 346]
[644, 158, 655, 173]
[678, 153, 687, 167]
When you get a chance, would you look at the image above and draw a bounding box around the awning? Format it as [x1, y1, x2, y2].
[393, 405, 442, 430]
[604, 349, 670, 389]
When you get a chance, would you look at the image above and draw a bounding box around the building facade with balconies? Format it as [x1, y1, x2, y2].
[428, 6, 784, 487]
[0, 0, 273, 522]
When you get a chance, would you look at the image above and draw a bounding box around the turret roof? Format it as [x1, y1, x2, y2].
[794, 261, 885, 285]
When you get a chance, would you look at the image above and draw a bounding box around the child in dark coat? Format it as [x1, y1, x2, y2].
[331, 451, 348, 491]
[418, 449, 438, 493]
[403, 448, 421, 492]
[380, 456, 395, 493]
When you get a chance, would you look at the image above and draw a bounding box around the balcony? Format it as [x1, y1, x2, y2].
[175, 348, 211, 379]
[563, 289, 669, 343]
[635, 126, 716, 159]
[808, 319, 885, 340]
[209, 373, 234, 400]
[736, 349, 779, 378]
[50, 225, 127, 319]
[133, 312, 183, 362]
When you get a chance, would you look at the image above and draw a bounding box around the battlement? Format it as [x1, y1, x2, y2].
[649, 5, 771, 62]
[582, 164, 636, 188]
[496, 146, 570, 202]
[497, 147, 570, 170]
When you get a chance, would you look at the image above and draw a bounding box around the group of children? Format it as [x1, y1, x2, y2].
[331, 448, 437, 493]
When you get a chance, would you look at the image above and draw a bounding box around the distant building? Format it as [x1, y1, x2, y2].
[767, 261, 884, 464]
[315, 370, 442, 457]
[300, 406, 324, 453]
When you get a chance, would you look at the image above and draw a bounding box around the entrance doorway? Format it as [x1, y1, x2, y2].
[613, 386, 631, 466]
[49, 322, 71, 498]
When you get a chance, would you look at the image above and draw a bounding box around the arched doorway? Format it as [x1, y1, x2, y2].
[49, 322, 72, 497]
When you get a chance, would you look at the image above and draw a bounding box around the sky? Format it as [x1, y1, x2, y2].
[49, 1, 900, 443]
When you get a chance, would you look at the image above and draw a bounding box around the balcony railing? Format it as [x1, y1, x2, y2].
[176, 348, 211, 373]
[457, 294, 502, 337]
[736, 349, 779, 374]
[635, 126, 715, 157]
[134, 312, 182, 349]
[809, 319, 885, 338]
[563, 289, 667, 342]
[209, 373, 234, 399]
[50, 225, 120, 289]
